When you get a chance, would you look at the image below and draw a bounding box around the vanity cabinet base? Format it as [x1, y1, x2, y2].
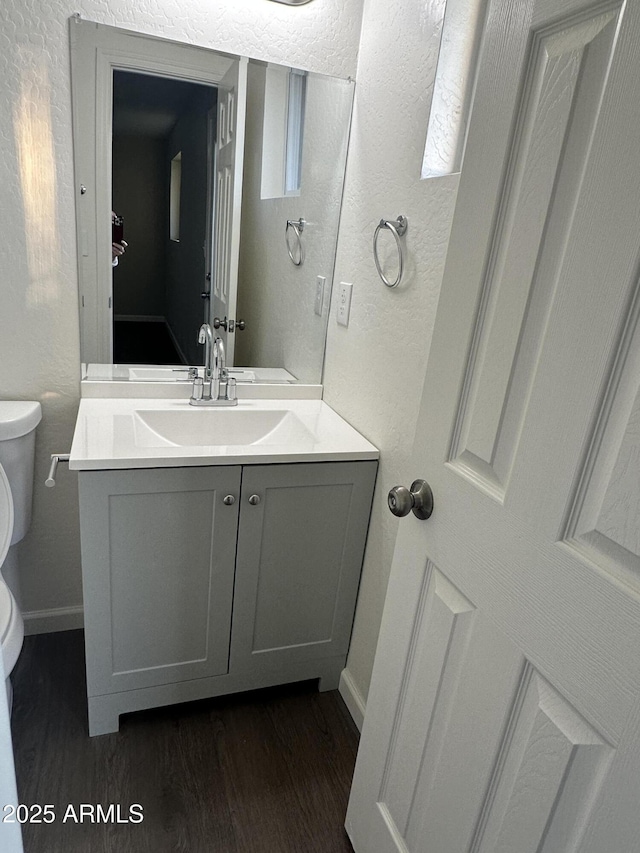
[79, 460, 377, 736]
[88, 655, 344, 736]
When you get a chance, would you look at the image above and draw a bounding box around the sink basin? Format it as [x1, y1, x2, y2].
[133, 408, 315, 447]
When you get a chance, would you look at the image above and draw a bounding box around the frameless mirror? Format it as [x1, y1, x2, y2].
[70, 19, 354, 384]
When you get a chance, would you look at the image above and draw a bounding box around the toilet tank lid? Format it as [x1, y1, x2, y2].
[0, 401, 42, 440]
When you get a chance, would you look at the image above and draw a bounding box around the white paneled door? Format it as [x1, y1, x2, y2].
[347, 1, 640, 851]
[211, 57, 248, 364]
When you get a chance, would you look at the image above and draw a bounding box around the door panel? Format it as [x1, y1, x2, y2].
[346, 0, 640, 850]
[564, 282, 640, 586]
[212, 58, 248, 363]
[352, 563, 614, 853]
[231, 461, 377, 676]
[474, 673, 610, 853]
[79, 466, 241, 695]
[449, 7, 621, 500]
[378, 566, 523, 853]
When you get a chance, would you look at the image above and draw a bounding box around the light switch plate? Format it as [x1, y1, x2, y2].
[337, 282, 353, 326]
[315, 276, 326, 316]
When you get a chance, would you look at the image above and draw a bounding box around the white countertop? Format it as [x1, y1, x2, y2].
[70, 398, 379, 470]
[81, 365, 321, 400]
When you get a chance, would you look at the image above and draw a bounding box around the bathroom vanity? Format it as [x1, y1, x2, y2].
[68, 19, 367, 737]
[71, 397, 378, 736]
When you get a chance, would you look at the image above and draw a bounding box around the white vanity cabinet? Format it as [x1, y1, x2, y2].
[78, 460, 377, 735]
[78, 466, 241, 704]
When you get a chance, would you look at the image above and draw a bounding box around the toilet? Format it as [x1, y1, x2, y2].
[0, 401, 42, 708]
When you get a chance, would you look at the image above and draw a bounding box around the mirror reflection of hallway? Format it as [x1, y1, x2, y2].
[112, 70, 217, 365]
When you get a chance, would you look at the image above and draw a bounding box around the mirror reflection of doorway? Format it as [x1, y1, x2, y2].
[112, 71, 217, 364]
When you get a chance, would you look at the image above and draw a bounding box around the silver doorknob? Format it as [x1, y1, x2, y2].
[248, 494, 261, 505]
[214, 317, 245, 333]
[223, 495, 236, 505]
[388, 479, 434, 520]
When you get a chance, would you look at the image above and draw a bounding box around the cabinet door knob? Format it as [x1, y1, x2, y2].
[223, 495, 236, 505]
[248, 494, 261, 505]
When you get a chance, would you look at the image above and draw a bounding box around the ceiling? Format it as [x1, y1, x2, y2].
[113, 71, 217, 138]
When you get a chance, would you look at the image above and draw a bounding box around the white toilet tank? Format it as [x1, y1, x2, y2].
[0, 402, 42, 545]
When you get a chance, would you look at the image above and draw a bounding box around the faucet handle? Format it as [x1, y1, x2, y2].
[190, 376, 204, 403]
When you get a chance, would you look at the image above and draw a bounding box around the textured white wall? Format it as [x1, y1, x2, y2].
[0, 0, 363, 617]
[323, 0, 461, 706]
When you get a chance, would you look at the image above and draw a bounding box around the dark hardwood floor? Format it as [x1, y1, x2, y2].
[11, 631, 358, 852]
[113, 320, 183, 364]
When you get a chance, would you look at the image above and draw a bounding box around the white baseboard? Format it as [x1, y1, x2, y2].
[23, 605, 84, 635]
[339, 667, 365, 732]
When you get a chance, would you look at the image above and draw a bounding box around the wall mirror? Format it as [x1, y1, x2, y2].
[70, 18, 354, 384]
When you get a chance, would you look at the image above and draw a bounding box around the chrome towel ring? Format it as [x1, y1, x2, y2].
[286, 218, 306, 266]
[373, 215, 408, 288]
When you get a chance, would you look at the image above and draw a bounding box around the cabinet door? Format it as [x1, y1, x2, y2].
[79, 465, 241, 697]
[231, 461, 377, 676]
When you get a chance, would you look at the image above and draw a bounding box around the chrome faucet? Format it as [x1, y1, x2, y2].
[210, 334, 226, 401]
[190, 324, 238, 406]
[198, 322, 214, 380]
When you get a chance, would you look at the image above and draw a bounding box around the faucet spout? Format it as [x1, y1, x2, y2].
[211, 336, 226, 401]
[198, 323, 214, 379]
[212, 336, 226, 377]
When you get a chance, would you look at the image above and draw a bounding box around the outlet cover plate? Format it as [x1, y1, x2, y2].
[337, 282, 353, 327]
